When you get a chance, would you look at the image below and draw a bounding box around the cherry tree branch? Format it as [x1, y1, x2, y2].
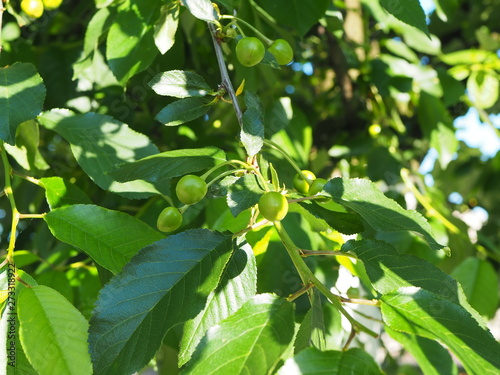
[207, 22, 244, 128]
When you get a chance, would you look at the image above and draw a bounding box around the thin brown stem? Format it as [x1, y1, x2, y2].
[287, 282, 314, 302]
[12, 170, 41, 185]
[343, 327, 357, 350]
[207, 22, 244, 128]
[16, 275, 31, 287]
[233, 218, 269, 238]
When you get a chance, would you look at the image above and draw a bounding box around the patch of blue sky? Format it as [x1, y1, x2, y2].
[455, 108, 500, 159]
[420, 108, 500, 176]
[292, 61, 313, 76]
[419, 0, 436, 15]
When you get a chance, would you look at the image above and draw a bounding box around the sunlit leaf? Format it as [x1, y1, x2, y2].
[451, 257, 499, 319]
[109, 147, 226, 185]
[106, 0, 161, 84]
[40, 177, 92, 209]
[227, 174, 263, 217]
[181, 0, 216, 21]
[89, 229, 233, 375]
[44, 204, 164, 273]
[182, 294, 295, 375]
[156, 97, 213, 126]
[380, 0, 429, 36]
[149, 70, 211, 98]
[277, 347, 383, 374]
[0, 63, 46, 145]
[178, 237, 257, 366]
[18, 286, 92, 375]
[324, 178, 447, 252]
[38, 109, 160, 198]
[154, 3, 180, 55]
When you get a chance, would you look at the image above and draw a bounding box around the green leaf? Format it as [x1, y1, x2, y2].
[155, 97, 212, 126]
[255, 0, 329, 36]
[341, 239, 483, 324]
[12, 250, 40, 268]
[324, 178, 447, 253]
[277, 347, 383, 374]
[89, 229, 233, 375]
[418, 92, 458, 169]
[18, 285, 92, 375]
[39, 177, 92, 209]
[386, 327, 458, 375]
[154, 2, 180, 55]
[95, 0, 114, 8]
[215, 0, 233, 11]
[467, 70, 499, 109]
[402, 29, 441, 55]
[433, 0, 459, 22]
[44, 204, 164, 273]
[265, 97, 292, 136]
[1, 268, 38, 374]
[447, 65, 471, 80]
[149, 70, 211, 98]
[343, 239, 500, 373]
[3, 120, 50, 172]
[108, 147, 226, 185]
[451, 257, 499, 319]
[106, 0, 161, 84]
[383, 39, 420, 63]
[182, 293, 295, 375]
[297, 201, 364, 235]
[241, 91, 264, 157]
[380, 0, 429, 37]
[180, 0, 216, 21]
[206, 193, 253, 233]
[440, 49, 498, 66]
[73, 47, 119, 88]
[382, 287, 500, 374]
[37, 109, 160, 198]
[1, 268, 38, 310]
[77, 7, 115, 64]
[0, 63, 46, 145]
[269, 108, 312, 167]
[294, 289, 325, 353]
[227, 174, 263, 217]
[35, 270, 74, 304]
[288, 203, 330, 232]
[178, 237, 257, 366]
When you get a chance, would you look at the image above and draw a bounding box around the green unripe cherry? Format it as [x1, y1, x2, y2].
[268, 39, 294, 65]
[157, 207, 183, 232]
[293, 170, 316, 194]
[236, 37, 266, 67]
[258, 192, 289, 222]
[176, 175, 208, 205]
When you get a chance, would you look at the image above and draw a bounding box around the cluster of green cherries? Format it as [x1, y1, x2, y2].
[20, 0, 62, 19]
[156, 170, 329, 233]
[236, 37, 293, 67]
[156, 175, 207, 233]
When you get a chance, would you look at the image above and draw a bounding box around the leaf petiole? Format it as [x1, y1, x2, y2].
[274, 221, 378, 338]
[219, 15, 273, 45]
